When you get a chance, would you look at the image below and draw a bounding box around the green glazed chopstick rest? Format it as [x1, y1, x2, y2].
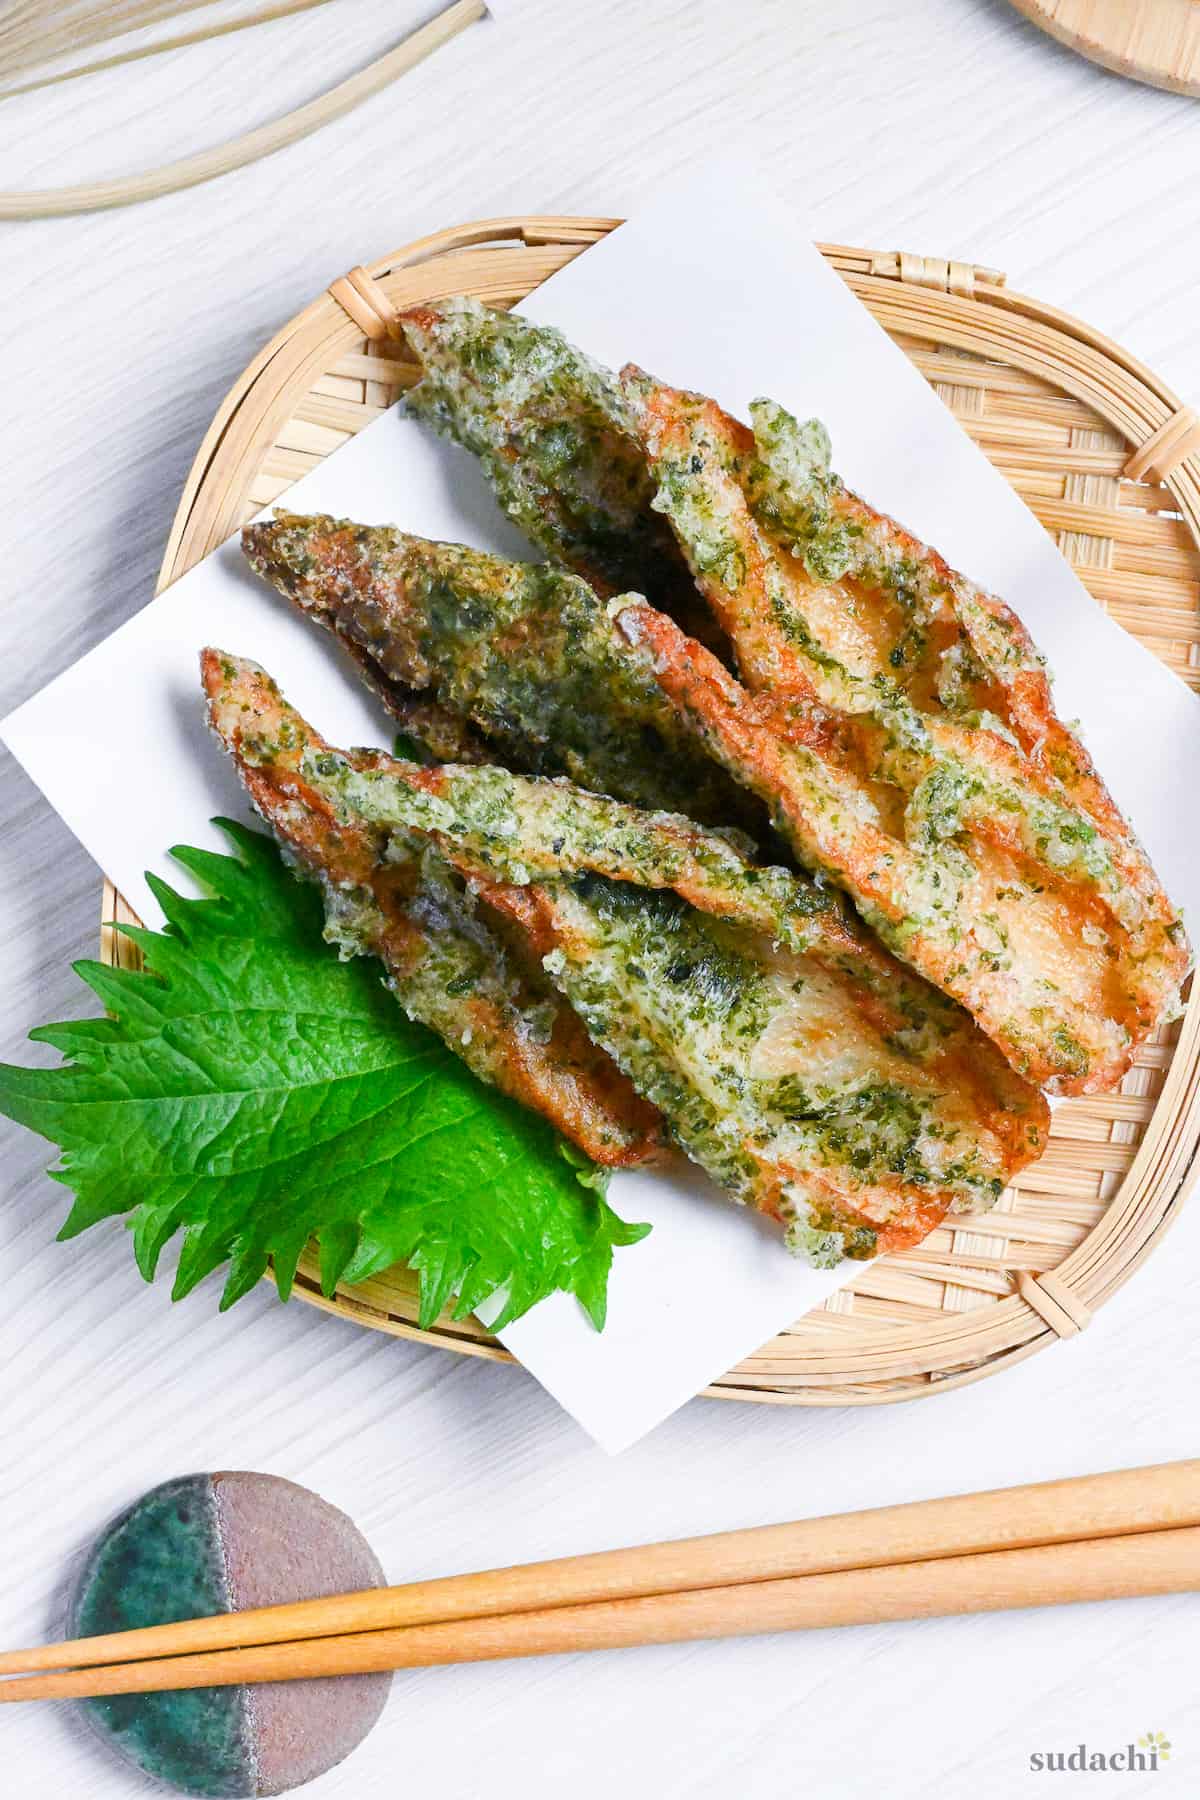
[71, 1472, 390, 1796]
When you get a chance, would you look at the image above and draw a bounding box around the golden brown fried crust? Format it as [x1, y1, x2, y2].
[829, 481, 1120, 825]
[397, 300, 729, 654]
[200, 650, 663, 1168]
[815, 479, 1164, 882]
[203, 651, 1049, 1254]
[242, 511, 748, 827]
[616, 600, 1163, 1095]
[622, 378, 1190, 1095]
[479, 881, 1044, 1258]
[629, 383, 797, 684]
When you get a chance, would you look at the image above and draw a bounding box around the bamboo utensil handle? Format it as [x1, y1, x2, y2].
[3, 1459, 1200, 1685]
[0, 0, 337, 100]
[0, 0, 486, 220]
[5, 1524, 1200, 1704]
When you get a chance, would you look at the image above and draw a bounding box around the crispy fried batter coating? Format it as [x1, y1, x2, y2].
[201, 647, 663, 1168]
[204, 649, 1048, 1266]
[620, 373, 1190, 1093]
[243, 513, 743, 826]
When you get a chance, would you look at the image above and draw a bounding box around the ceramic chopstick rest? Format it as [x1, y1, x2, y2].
[69, 1472, 390, 1796]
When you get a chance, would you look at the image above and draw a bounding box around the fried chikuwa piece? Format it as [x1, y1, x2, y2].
[203, 649, 1048, 1268]
[397, 293, 704, 629]
[242, 513, 743, 827]
[200, 649, 662, 1169]
[620, 373, 1191, 1094]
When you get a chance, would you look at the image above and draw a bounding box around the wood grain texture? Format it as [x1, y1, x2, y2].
[11, 1522, 1200, 1703]
[1009, 0, 1200, 97]
[4, 2, 1200, 1795]
[9, 1458, 1200, 1682]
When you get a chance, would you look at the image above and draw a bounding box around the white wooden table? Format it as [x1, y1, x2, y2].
[3, 3, 1200, 1794]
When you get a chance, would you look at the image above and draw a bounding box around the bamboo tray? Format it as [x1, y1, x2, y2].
[102, 216, 1200, 1407]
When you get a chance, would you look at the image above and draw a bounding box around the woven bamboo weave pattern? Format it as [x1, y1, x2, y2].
[102, 218, 1200, 1407]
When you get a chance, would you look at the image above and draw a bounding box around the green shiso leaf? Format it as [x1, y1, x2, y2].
[0, 820, 649, 1332]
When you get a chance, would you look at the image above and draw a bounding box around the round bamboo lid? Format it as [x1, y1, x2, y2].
[1009, 0, 1200, 97]
[103, 217, 1200, 1407]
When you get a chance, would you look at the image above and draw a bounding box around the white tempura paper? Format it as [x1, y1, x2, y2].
[7, 168, 1200, 1452]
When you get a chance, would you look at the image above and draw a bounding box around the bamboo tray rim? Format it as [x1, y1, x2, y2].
[1007, 0, 1200, 100]
[104, 213, 1200, 1408]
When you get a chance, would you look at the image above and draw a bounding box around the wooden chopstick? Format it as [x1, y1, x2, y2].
[2, 1458, 1197, 1684]
[5, 1523, 1200, 1703]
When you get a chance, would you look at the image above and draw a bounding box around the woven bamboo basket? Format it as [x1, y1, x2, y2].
[101, 216, 1200, 1406]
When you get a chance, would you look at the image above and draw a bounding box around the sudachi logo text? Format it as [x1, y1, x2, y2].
[1029, 1732, 1172, 1773]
